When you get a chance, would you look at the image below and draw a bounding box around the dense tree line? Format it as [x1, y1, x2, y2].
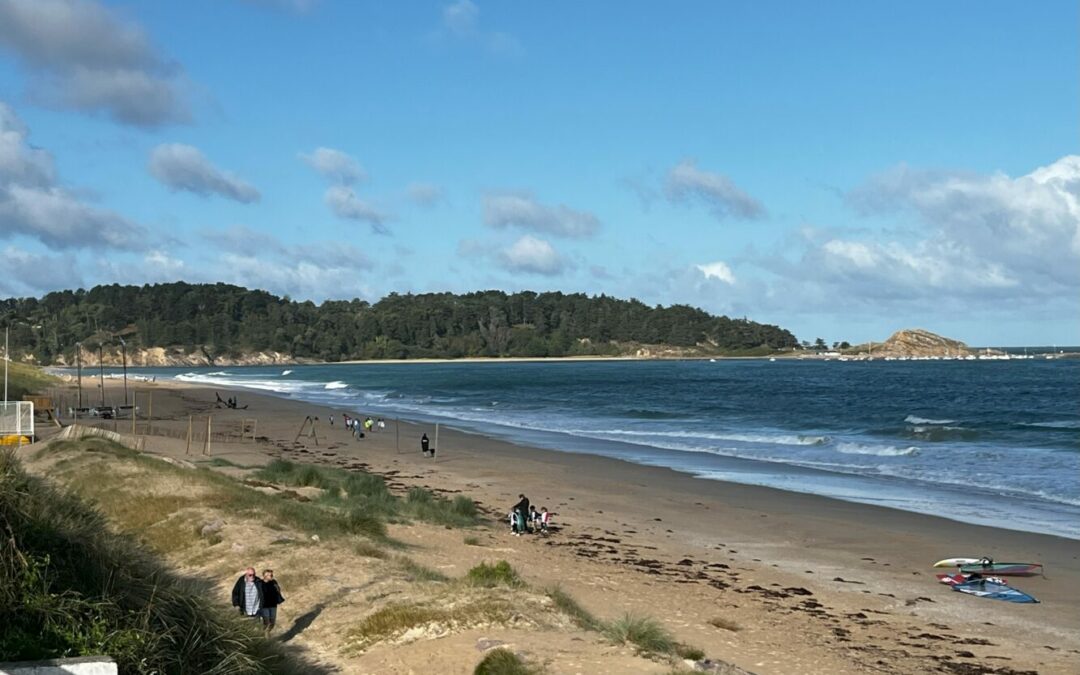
[0, 283, 798, 362]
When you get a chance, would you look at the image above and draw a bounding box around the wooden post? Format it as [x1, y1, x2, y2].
[204, 416, 212, 456]
[395, 418, 400, 453]
[251, 419, 257, 442]
[185, 415, 192, 455]
[434, 423, 440, 460]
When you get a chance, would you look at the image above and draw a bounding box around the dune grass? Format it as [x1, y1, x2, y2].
[255, 459, 480, 529]
[344, 598, 515, 653]
[2, 361, 57, 401]
[545, 585, 603, 632]
[465, 560, 524, 589]
[474, 648, 544, 675]
[0, 449, 328, 673]
[604, 614, 676, 655]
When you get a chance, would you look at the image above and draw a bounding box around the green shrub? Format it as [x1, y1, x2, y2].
[466, 560, 523, 588]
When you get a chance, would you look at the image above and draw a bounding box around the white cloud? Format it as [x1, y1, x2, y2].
[406, 181, 443, 207]
[696, 261, 736, 284]
[440, 0, 522, 55]
[665, 159, 764, 220]
[498, 235, 568, 276]
[484, 192, 600, 238]
[0, 245, 81, 295]
[0, 101, 148, 249]
[324, 185, 390, 234]
[149, 143, 260, 203]
[0, 0, 190, 127]
[300, 147, 366, 185]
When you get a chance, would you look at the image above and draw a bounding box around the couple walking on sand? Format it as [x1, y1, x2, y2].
[231, 567, 285, 631]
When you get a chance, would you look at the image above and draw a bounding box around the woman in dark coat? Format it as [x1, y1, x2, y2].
[260, 569, 285, 631]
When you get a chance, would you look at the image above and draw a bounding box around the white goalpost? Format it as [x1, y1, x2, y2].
[0, 400, 34, 443]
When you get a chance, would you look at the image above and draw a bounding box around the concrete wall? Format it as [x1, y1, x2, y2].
[0, 657, 117, 675]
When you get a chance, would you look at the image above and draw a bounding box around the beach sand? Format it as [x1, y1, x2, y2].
[37, 379, 1080, 674]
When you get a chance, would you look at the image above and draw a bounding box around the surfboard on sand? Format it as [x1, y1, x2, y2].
[958, 562, 1043, 576]
[936, 573, 1038, 603]
[933, 558, 982, 568]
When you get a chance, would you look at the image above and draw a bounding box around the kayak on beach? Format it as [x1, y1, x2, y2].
[937, 573, 1039, 603]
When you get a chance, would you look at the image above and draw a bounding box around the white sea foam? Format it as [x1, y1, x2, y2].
[835, 442, 919, 457]
[324, 381, 348, 390]
[904, 415, 955, 425]
[281, 369, 293, 376]
[1020, 420, 1080, 429]
[560, 428, 830, 446]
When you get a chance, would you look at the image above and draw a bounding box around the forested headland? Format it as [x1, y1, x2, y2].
[0, 283, 798, 363]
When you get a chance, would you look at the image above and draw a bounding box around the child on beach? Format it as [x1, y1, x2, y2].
[539, 507, 552, 534]
[509, 510, 521, 535]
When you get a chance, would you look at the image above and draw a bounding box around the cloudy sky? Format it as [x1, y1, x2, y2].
[0, 0, 1076, 346]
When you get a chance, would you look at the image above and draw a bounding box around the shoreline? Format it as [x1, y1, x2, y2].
[44, 378, 1080, 672]
[48, 364, 1080, 541]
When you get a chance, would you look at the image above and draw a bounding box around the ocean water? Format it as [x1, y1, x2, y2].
[130, 359, 1078, 539]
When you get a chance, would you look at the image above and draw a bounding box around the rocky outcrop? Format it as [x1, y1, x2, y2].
[51, 346, 302, 368]
[864, 329, 975, 358]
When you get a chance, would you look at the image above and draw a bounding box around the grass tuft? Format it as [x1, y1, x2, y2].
[465, 560, 523, 588]
[545, 585, 602, 632]
[463, 535, 482, 546]
[604, 614, 675, 655]
[474, 648, 543, 675]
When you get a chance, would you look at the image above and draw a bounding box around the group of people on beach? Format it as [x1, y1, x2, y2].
[509, 493, 552, 535]
[230, 567, 285, 632]
[339, 414, 384, 438]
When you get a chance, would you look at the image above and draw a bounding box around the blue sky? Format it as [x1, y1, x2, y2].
[0, 0, 1077, 346]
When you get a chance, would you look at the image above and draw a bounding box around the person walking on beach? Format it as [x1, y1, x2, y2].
[260, 569, 285, 632]
[513, 494, 531, 534]
[329, 414, 335, 427]
[231, 567, 264, 619]
[421, 433, 430, 456]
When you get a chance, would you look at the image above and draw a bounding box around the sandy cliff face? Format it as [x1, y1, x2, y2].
[52, 346, 300, 367]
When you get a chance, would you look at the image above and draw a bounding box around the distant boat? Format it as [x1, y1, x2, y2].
[709, 358, 716, 363]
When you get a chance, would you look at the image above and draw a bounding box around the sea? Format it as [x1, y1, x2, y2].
[113, 358, 1080, 539]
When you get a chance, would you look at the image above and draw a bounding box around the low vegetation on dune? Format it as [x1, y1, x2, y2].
[255, 459, 480, 528]
[17, 439, 707, 671]
[1, 361, 58, 401]
[0, 449, 326, 674]
[474, 648, 544, 675]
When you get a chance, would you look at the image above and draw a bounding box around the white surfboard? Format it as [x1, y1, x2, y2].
[933, 557, 982, 568]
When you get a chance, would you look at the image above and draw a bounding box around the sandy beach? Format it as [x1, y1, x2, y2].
[35, 378, 1080, 674]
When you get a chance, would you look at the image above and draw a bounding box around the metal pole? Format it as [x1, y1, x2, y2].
[395, 418, 400, 453]
[131, 391, 136, 435]
[186, 415, 192, 454]
[98, 345, 105, 407]
[120, 337, 128, 405]
[76, 343, 83, 408]
[3, 325, 8, 403]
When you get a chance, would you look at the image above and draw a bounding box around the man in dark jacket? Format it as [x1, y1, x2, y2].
[513, 494, 531, 533]
[231, 567, 264, 619]
[260, 569, 285, 631]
